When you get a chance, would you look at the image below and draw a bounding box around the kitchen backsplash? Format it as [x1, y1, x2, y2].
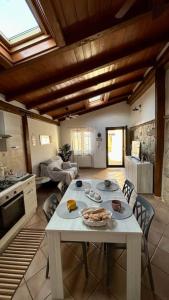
[0, 111, 26, 173]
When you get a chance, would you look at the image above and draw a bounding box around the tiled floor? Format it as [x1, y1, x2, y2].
[12, 168, 169, 300]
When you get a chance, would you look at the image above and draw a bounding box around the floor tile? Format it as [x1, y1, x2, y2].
[24, 248, 47, 281]
[61, 242, 83, 279]
[141, 284, 162, 300]
[44, 285, 73, 300]
[12, 281, 32, 300]
[87, 247, 107, 281]
[24, 213, 44, 228]
[88, 281, 118, 300]
[154, 207, 169, 225]
[142, 265, 169, 300]
[64, 264, 99, 300]
[164, 224, 169, 239]
[151, 219, 166, 235]
[148, 229, 163, 247]
[26, 267, 51, 300]
[103, 263, 126, 300]
[158, 236, 169, 253]
[148, 242, 156, 259]
[151, 247, 169, 275]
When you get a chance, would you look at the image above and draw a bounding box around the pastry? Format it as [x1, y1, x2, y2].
[67, 199, 77, 212]
[82, 208, 110, 221]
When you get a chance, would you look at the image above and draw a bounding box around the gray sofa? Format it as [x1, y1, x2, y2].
[39, 156, 78, 185]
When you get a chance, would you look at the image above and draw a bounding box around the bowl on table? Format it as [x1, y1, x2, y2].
[76, 180, 82, 187]
[104, 180, 111, 187]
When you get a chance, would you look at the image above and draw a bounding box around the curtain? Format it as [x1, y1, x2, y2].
[71, 128, 93, 155]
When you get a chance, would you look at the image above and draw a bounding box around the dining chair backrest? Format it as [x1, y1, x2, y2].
[57, 181, 65, 198]
[133, 195, 155, 240]
[122, 179, 135, 203]
[43, 193, 59, 222]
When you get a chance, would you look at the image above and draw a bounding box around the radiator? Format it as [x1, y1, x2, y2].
[73, 155, 93, 167]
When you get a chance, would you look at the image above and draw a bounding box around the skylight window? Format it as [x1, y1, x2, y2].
[0, 0, 41, 44]
[89, 95, 102, 106]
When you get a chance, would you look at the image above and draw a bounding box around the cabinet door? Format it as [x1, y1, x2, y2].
[24, 184, 37, 214]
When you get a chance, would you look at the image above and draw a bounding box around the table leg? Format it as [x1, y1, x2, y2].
[127, 234, 142, 300]
[47, 231, 64, 300]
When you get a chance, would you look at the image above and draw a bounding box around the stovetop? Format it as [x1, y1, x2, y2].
[0, 180, 16, 192]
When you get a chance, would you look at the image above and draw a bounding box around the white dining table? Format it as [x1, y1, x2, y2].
[46, 179, 142, 300]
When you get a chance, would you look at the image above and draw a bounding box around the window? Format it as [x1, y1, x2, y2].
[0, 0, 41, 44]
[71, 128, 93, 155]
[88, 95, 103, 106]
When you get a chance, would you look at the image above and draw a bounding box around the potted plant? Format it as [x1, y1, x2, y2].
[58, 144, 72, 162]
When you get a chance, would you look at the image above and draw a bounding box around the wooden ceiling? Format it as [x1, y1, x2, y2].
[0, 0, 169, 121]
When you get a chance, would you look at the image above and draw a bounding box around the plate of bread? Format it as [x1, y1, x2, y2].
[80, 207, 112, 227]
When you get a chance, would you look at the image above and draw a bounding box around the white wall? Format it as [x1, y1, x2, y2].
[129, 84, 155, 127]
[28, 118, 60, 174]
[61, 102, 130, 168]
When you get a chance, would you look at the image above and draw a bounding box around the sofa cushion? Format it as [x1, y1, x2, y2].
[62, 161, 72, 169]
[48, 160, 62, 171]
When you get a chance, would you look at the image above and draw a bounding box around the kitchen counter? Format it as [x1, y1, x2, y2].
[0, 174, 38, 251]
[0, 174, 34, 198]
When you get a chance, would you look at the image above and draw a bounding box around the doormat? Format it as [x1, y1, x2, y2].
[0, 228, 45, 300]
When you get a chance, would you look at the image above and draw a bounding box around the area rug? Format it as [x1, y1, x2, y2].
[0, 228, 45, 300]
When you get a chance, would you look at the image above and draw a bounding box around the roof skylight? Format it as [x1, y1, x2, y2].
[89, 95, 103, 106]
[0, 0, 41, 44]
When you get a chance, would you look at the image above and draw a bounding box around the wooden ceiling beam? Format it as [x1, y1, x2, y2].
[0, 99, 59, 126]
[128, 68, 155, 105]
[58, 97, 128, 121]
[52, 94, 130, 120]
[27, 60, 152, 109]
[37, 0, 65, 47]
[128, 43, 169, 105]
[5, 26, 169, 101]
[40, 76, 141, 115]
[0, 54, 13, 69]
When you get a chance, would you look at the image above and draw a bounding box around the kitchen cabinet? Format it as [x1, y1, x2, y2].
[23, 177, 37, 215]
[125, 156, 153, 194]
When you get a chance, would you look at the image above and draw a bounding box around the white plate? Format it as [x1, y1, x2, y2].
[96, 181, 119, 191]
[57, 201, 87, 219]
[80, 207, 112, 227]
[85, 193, 102, 203]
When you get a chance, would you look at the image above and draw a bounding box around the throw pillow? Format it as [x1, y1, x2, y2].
[48, 161, 62, 171]
[62, 161, 71, 169]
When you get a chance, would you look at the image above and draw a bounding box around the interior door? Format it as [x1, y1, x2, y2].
[106, 127, 125, 167]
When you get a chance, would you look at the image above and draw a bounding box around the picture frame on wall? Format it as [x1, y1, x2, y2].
[39, 135, 51, 145]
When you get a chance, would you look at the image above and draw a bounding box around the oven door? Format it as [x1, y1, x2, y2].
[0, 192, 25, 237]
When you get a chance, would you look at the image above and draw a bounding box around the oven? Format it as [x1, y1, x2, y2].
[0, 189, 25, 239]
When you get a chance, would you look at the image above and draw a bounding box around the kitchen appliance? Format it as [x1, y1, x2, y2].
[0, 185, 25, 238]
[0, 180, 16, 192]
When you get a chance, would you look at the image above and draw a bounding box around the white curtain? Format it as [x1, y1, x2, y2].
[71, 128, 93, 155]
